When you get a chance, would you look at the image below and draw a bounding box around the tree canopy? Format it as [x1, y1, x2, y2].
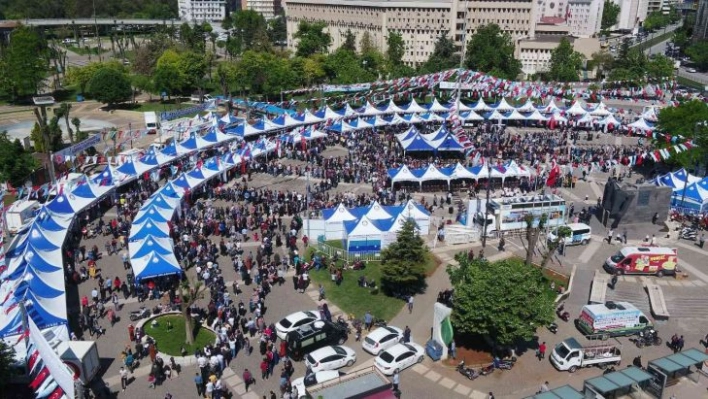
[0, 131, 37, 187]
[294, 21, 332, 57]
[656, 101, 708, 169]
[447, 256, 555, 346]
[547, 38, 584, 82]
[601, 0, 621, 31]
[380, 220, 428, 296]
[0, 0, 176, 19]
[0, 26, 48, 99]
[420, 32, 460, 75]
[88, 68, 132, 106]
[687, 41, 708, 71]
[465, 24, 521, 80]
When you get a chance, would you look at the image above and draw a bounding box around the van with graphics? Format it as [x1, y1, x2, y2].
[603, 247, 678, 277]
[576, 301, 652, 337]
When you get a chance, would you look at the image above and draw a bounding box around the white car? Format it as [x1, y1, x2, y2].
[275, 310, 322, 340]
[686, 68, 698, 73]
[305, 345, 357, 373]
[374, 342, 425, 376]
[291, 370, 345, 398]
[362, 326, 404, 355]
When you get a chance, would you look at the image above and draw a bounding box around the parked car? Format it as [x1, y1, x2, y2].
[291, 370, 345, 398]
[362, 326, 404, 355]
[275, 310, 322, 340]
[686, 68, 697, 73]
[305, 345, 357, 373]
[374, 342, 425, 376]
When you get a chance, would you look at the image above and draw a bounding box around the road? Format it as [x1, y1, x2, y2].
[641, 31, 708, 87]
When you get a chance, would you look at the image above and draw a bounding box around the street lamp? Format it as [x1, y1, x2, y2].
[481, 162, 492, 248]
[32, 96, 57, 187]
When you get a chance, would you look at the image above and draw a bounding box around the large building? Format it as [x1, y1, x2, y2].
[241, 0, 282, 19]
[695, 0, 708, 39]
[536, 0, 603, 37]
[178, 0, 227, 22]
[612, 0, 648, 31]
[282, 0, 538, 67]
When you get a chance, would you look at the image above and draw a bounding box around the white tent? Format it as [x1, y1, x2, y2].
[505, 109, 527, 121]
[486, 109, 507, 121]
[628, 118, 654, 132]
[540, 99, 563, 114]
[516, 100, 536, 113]
[597, 114, 621, 127]
[525, 109, 548, 122]
[403, 98, 428, 114]
[642, 107, 660, 122]
[589, 102, 612, 117]
[427, 98, 450, 113]
[575, 113, 595, 125]
[385, 100, 406, 114]
[362, 101, 385, 116]
[322, 203, 358, 240]
[365, 201, 394, 220]
[452, 100, 473, 112]
[566, 101, 588, 116]
[419, 165, 451, 187]
[344, 215, 385, 252]
[549, 113, 568, 123]
[447, 163, 478, 179]
[401, 199, 431, 234]
[390, 165, 421, 186]
[460, 110, 484, 121]
[494, 98, 516, 112]
[472, 98, 493, 112]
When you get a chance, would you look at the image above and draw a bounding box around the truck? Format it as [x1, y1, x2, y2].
[550, 337, 622, 373]
[144, 111, 160, 134]
[190, 93, 213, 103]
[466, 194, 567, 236]
[55, 340, 101, 385]
[304, 366, 393, 399]
[5, 199, 39, 235]
[603, 246, 678, 277]
[576, 301, 652, 337]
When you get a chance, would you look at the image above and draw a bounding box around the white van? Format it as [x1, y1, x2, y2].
[144, 111, 159, 134]
[547, 223, 592, 246]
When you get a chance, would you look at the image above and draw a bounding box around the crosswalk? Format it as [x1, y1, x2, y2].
[606, 279, 708, 319]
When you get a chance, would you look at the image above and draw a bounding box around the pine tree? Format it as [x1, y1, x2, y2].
[380, 220, 428, 296]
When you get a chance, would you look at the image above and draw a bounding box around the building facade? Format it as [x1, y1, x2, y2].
[612, 0, 648, 31]
[241, 0, 282, 19]
[695, 0, 708, 39]
[282, 0, 537, 67]
[566, 0, 604, 37]
[517, 35, 599, 77]
[178, 0, 227, 22]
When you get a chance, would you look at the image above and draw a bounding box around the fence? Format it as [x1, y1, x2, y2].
[315, 238, 383, 262]
[160, 102, 211, 121]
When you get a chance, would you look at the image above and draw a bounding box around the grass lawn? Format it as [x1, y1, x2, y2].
[145, 314, 215, 356]
[307, 245, 439, 321]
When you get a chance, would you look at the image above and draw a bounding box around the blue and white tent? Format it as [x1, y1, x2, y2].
[131, 251, 182, 282]
[129, 220, 170, 241]
[129, 237, 174, 259]
[671, 178, 708, 213]
[44, 193, 77, 215]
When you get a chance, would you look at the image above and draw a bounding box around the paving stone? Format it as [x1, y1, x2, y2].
[454, 384, 472, 396]
[439, 377, 456, 389]
[424, 370, 441, 382]
[655, 279, 669, 286]
[692, 280, 706, 287]
[412, 364, 429, 374]
[470, 390, 488, 399]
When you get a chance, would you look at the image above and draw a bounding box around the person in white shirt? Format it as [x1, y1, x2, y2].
[197, 354, 207, 369]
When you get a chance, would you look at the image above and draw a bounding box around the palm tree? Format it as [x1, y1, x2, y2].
[540, 225, 571, 269]
[72, 117, 84, 141]
[180, 278, 208, 345]
[209, 32, 218, 53]
[54, 103, 74, 144]
[523, 213, 548, 265]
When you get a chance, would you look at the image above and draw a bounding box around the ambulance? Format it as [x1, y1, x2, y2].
[603, 247, 678, 277]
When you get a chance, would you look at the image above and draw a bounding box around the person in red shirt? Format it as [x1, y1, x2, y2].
[538, 342, 547, 361]
[260, 358, 268, 379]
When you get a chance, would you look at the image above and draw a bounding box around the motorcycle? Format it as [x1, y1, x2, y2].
[336, 316, 351, 334]
[456, 361, 480, 380]
[633, 329, 662, 348]
[679, 227, 697, 241]
[494, 357, 516, 370]
[556, 303, 570, 322]
[129, 306, 151, 322]
[603, 366, 616, 375]
[479, 364, 495, 375]
[373, 318, 387, 328]
[548, 322, 558, 334]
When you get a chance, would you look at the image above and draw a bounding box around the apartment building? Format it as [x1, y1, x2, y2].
[241, 0, 283, 19]
[282, 0, 537, 66]
[696, 0, 708, 39]
[178, 0, 227, 22]
[612, 0, 648, 31]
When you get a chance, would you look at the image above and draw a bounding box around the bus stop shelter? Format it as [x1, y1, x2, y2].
[522, 385, 583, 399]
[646, 348, 708, 397]
[583, 367, 654, 398]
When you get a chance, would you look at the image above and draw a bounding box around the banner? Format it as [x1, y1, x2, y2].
[54, 134, 101, 157]
[322, 83, 371, 93]
[28, 315, 75, 398]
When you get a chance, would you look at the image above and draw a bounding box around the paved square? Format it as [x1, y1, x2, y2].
[425, 370, 442, 382]
[439, 377, 456, 389]
[454, 384, 472, 396]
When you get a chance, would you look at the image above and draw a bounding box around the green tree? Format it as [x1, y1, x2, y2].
[341, 29, 357, 53]
[1, 26, 48, 99]
[588, 50, 614, 79]
[380, 220, 428, 296]
[672, 30, 689, 51]
[547, 38, 584, 81]
[72, 117, 88, 142]
[154, 63, 183, 98]
[215, 61, 238, 97]
[177, 51, 208, 91]
[53, 102, 74, 144]
[227, 9, 269, 52]
[420, 32, 459, 75]
[687, 41, 708, 71]
[0, 131, 37, 188]
[524, 213, 548, 266]
[360, 32, 376, 56]
[29, 122, 44, 153]
[294, 21, 332, 57]
[323, 48, 372, 84]
[447, 256, 555, 346]
[66, 60, 125, 94]
[235, 51, 295, 96]
[601, 0, 621, 30]
[267, 13, 287, 45]
[643, 12, 669, 31]
[656, 100, 708, 169]
[88, 68, 132, 107]
[386, 32, 406, 67]
[180, 278, 208, 345]
[465, 24, 521, 80]
[541, 226, 572, 269]
[611, 46, 647, 82]
[0, 340, 16, 390]
[646, 54, 675, 80]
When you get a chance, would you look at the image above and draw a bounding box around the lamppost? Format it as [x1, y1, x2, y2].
[481, 162, 492, 248]
[32, 96, 57, 187]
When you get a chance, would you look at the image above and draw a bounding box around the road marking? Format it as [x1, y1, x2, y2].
[455, 385, 472, 396]
[579, 241, 602, 264]
[424, 370, 441, 382]
[439, 377, 456, 389]
[589, 181, 603, 198]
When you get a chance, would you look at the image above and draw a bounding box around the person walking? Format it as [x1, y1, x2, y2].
[607, 229, 614, 244]
[537, 342, 546, 361]
[651, 234, 657, 246]
[677, 335, 685, 352]
[407, 296, 414, 314]
[318, 284, 325, 301]
[610, 272, 619, 290]
[392, 370, 400, 391]
[194, 373, 204, 397]
[540, 381, 550, 392]
[450, 341, 456, 360]
[120, 367, 128, 391]
[622, 230, 628, 244]
[243, 369, 254, 392]
[699, 233, 705, 249]
[364, 311, 373, 331]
